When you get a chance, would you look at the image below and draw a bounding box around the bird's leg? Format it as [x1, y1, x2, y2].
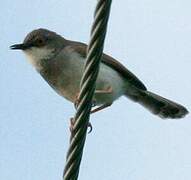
[91, 103, 112, 114]
[72, 86, 113, 133]
[74, 86, 112, 109]
[95, 86, 113, 94]
[73, 94, 94, 133]
[70, 103, 111, 134]
[91, 86, 113, 113]
[74, 94, 96, 109]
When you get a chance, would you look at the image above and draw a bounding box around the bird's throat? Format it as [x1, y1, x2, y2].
[24, 47, 55, 71]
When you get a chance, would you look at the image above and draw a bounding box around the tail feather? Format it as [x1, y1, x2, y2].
[126, 90, 189, 119]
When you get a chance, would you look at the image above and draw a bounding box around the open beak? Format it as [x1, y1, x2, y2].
[10, 43, 30, 50]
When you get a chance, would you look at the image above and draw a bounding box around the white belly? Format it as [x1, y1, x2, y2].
[54, 48, 126, 105]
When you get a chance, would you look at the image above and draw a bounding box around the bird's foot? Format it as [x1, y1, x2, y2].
[70, 117, 93, 134]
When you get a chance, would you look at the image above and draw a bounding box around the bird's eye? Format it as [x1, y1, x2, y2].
[36, 38, 45, 46]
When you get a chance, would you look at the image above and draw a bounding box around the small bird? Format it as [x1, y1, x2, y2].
[11, 28, 188, 119]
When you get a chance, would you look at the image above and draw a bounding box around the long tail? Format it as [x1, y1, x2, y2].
[126, 90, 189, 119]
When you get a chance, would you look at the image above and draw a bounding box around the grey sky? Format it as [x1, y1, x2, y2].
[1, 0, 191, 180]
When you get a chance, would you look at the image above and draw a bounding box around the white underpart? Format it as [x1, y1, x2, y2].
[96, 62, 126, 104]
[23, 45, 126, 104]
[57, 46, 126, 104]
[24, 47, 54, 70]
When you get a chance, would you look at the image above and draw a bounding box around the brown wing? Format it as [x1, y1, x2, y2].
[67, 40, 147, 90]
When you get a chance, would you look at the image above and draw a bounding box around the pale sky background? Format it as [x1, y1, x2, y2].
[1, 0, 191, 180]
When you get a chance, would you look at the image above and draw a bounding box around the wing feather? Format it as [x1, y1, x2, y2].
[66, 40, 147, 90]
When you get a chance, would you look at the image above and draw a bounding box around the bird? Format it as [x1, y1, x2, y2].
[10, 28, 188, 119]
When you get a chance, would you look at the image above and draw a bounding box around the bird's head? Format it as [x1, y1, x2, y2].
[10, 28, 64, 68]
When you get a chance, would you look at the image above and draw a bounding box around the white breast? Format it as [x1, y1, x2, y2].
[24, 47, 54, 70]
[57, 47, 126, 104]
[24, 45, 126, 105]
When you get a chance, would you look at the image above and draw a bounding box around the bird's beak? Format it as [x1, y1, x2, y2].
[10, 43, 30, 50]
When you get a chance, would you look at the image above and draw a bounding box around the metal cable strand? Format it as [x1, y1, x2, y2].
[63, 0, 112, 179]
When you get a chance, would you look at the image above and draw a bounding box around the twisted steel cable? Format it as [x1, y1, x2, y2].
[63, 0, 112, 179]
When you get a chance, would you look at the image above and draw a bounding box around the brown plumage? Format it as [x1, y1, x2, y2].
[10, 28, 189, 119]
